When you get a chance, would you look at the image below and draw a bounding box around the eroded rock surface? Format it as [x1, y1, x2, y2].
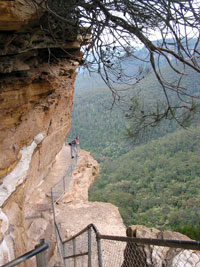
[0, 0, 84, 175]
[0, 0, 83, 264]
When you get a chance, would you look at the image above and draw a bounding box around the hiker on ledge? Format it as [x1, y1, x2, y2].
[69, 136, 79, 159]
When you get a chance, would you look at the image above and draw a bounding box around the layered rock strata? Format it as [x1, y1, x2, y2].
[0, 0, 87, 176]
[0, 0, 87, 264]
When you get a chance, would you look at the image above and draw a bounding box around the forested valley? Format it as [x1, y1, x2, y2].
[69, 50, 200, 240]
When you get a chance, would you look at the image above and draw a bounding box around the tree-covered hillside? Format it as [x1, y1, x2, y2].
[89, 126, 200, 232]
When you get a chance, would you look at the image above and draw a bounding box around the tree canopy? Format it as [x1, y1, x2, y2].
[32, 0, 200, 136]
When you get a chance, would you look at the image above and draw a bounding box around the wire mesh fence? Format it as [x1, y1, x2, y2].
[100, 236, 200, 267]
[51, 157, 77, 203]
[50, 156, 78, 266]
[63, 224, 100, 267]
[55, 223, 65, 266]
[63, 224, 200, 267]
[101, 239, 200, 267]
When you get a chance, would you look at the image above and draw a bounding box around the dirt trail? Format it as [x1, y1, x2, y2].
[40, 145, 72, 197]
[24, 144, 74, 222]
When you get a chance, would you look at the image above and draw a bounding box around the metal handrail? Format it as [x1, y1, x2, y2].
[63, 223, 99, 244]
[62, 224, 103, 267]
[98, 234, 200, 250]
[1, 240, 50, 267]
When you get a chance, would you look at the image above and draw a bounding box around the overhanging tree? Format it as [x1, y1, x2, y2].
[32, 0, 200, 139]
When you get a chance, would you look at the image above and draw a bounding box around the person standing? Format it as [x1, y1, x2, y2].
[70, 136, 79, 159]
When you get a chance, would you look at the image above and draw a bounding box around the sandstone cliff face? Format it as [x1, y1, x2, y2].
[0, 0, 82, 176]
[0, 0, 82, 264]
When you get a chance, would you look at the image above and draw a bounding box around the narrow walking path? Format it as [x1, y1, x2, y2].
[22, 144, 78, 266]
[24, 144, 74, 219]
[40, 145, 73, 198]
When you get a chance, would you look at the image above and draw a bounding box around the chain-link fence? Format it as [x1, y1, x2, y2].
[51, 157, 77, 203]
[63, 224, 100, 267]
[63, 224, 200, 267]
[51, 156, 78, 265]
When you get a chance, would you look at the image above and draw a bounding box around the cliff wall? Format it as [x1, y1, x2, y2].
[0, 0, 82, 264]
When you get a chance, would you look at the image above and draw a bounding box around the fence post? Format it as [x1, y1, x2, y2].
[73, 238, 77, 267]
[51, 189, 56, 223]
[35, 239, 47, 267]
[63, 176, 66, 193]
[96, 235, 103, 267]
[88, 227, 92, 267]
[70, 163, 73, 177]
[75, 150, 78, 168]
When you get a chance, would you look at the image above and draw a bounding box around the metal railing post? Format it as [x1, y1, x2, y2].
[88, 227, 92, 267]
[56, 224, 66, 267]
[51, 189, 56, 223]
[70, 163, 73, 176]
[35, 239, 47, 267]
[96, 235, 103, 267]
[73, 238, 77, 267]
[63, 176, 66, 193]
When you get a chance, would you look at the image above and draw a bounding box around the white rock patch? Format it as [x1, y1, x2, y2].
[0, 133, 44, 207]
[0, 210, 11, 265]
